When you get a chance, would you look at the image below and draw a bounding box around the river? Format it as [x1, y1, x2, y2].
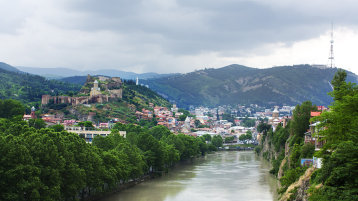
[101, 151, 278, 201]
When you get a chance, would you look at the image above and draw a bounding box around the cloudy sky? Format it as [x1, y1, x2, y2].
[1, 0, 358, 74]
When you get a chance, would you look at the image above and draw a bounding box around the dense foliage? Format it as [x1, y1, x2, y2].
[256, 101, 315, 193]
[0, 68, 81, 105]
[0, 102, 216, 201]
[257, 70, 358, 200]
[308, 70, 358, 200]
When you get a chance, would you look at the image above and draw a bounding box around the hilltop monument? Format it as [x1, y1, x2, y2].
[42, 75, 123, 106]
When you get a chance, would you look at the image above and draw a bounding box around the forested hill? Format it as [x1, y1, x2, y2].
[144, 64, 358, 107]
[0, 64, 81, 105]
[0, 62, 20, 72]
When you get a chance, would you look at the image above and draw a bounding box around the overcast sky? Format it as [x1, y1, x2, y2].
[1, 0, 358, 74]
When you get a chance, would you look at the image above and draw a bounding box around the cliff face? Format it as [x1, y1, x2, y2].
[279, 167, 315, 201]
[256, 124, 315, 201]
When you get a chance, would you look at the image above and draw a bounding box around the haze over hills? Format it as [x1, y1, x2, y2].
[17, 66, 174, 80]
[143, 64, 358, 108]
[3, 62, 358, 108]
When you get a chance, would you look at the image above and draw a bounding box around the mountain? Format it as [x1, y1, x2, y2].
[17, 66, 174, 80]
[0, 62, 20, 72]
[60, 76, 88, 85]
[0, 63, 81, 105]
[143, 64, 358, 107]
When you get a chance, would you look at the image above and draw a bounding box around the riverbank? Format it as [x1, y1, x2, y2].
[99, 152, 278, 201]
[86, 154, 211, 201]
[84, 175, 152, 201]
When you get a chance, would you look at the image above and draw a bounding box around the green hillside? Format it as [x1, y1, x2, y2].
[40, 77, 170, 123]
[0, 66, 81, 106]
[145, 64, 358, 107]
[0, 63, 170, 123]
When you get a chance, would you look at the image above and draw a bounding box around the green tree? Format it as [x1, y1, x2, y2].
[289, 101, 315, 145]
[78, 121, 94, 128]
[0, 99, 24, 119]
[202, 134, 212, 142]
[28, 119, 46, 129]
[257, 122, 271, 135]
[177, 134, 200, 160]
[194, 119, 201, 128]
[212, 135, 223, 147]
[178, 114, 187, 121]
[224, 136, 235, 143]
[148, 125, 171, 140]
[245, 130, 252, 140]
[48, 124, 64, 132]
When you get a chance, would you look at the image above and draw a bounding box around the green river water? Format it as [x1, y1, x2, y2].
[101, 151, 278, 201]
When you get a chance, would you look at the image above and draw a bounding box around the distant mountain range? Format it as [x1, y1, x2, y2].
[3, 62, 358, 108]
[17, 66, 174, 80]
[142, 64, 358, 108]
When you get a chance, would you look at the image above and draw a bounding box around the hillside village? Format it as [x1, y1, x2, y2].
[21, 73, 329, 151]
[23, 75, 317, 146]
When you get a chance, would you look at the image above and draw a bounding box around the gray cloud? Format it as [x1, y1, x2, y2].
[0, 0, 358, 73]
[59, 0, 358, 54]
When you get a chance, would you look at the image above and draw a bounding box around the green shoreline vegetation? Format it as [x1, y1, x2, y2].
[256, 70, 358, 200]
[0, 99, 218, 201]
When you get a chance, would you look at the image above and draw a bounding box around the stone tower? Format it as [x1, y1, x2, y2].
[30, 106, 36, 119]
[272, 106, 279, 118]
[90, 80, 101, 97]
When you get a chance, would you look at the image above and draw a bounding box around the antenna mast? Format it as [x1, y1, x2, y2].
[328, 23, 335, 68]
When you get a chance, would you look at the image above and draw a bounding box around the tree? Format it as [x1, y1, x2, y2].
[212, 135, 223, 147]
[177, 134, 200, 160]
[49, 124, 64, 132]
[148, 125, 171, 140]
[241, 117, 255, 127]
[28, 119, 46, 130]
[0, 99, 24, 119]
[289, 101, 315, 145]
[245, 130, 252, 140]
[257, 122, 271, 135]
[78, 121, 94, 128]
[178, 114, 187, 121]
[224, 136, 235, 143]
[194, 119, 201, 128]
[239, 134, 246, 141]
[202, 134, 212, 142]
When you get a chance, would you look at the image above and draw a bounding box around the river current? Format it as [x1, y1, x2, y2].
[101, 151, 278, 201]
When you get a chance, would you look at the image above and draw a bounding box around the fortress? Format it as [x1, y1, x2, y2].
[42, 75, 123, 106]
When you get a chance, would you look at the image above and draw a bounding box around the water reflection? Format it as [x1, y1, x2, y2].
[101, 151, 278, 201]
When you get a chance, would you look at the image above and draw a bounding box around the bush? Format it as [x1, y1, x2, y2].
[254, 146, 262, 154]
[300, 143, 315, 158]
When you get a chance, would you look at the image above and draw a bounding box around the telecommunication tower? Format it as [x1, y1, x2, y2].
[328, 23, 335, 68]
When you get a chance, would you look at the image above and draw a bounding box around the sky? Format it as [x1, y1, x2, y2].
[1, 0, 358, 74]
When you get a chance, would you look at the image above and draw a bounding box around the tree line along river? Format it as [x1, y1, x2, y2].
[100, 151, 278, 201]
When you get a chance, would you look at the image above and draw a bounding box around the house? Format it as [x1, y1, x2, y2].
[63, 119, 77, 126]
[65, 126, 126, 143]
[304, 111, 326, 151]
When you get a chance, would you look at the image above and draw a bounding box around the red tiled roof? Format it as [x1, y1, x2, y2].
[311, 111, 321, 117]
